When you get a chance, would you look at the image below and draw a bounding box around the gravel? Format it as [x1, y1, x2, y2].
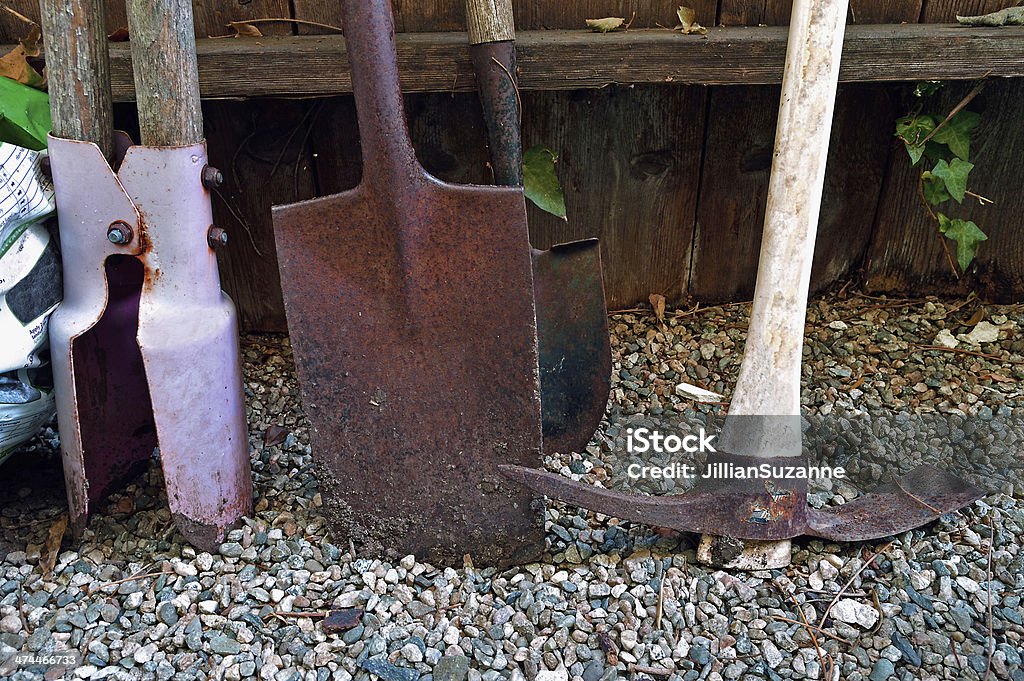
[0, 291, 1021, 681]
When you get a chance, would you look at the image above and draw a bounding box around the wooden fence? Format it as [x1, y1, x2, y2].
[4, 1, 1021, 331]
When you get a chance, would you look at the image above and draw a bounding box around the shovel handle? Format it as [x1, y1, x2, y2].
[466, 0, 522, 186]
[125, 0, 203, 146]
[40, 0, 114, 158]
[343, 0, 420, 186]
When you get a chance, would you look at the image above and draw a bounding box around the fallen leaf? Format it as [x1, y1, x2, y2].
[649, 293, 666, 322]
[227, 20, 263, 37]
[264, 424, 290, 447]
[597, 630, 619, 665]
[964, 306, 985, 327]
[0, 24, 45, 88]
[957, 7, 1024, 26]
[980, 373, 1014, 384]
[586, 17, 626, 32]
[108, 27, 130, 41]
[676, 6, 708, 35]
[40, 513, 68, 579]
[321, 608, 362, 633]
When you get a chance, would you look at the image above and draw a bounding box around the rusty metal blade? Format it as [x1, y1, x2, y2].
[272, 0, 544, 566]
[470, 38, 611, 454]
[807, 465, 985, 541]
[532, 240, 611, 454]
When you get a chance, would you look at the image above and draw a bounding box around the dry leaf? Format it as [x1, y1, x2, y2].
[586, 17, 626, 32]
[676, 6, 708, 35]
[0, 24, 45, 88]
[981, 373, 1014, 383]
[649, 293, 666, 322]
[264, 424, 290, 447]
[227, 21, 263, 37]
[40, 513, 68, 579]
[108, 27, 130, 42]
[964, 306, 985, 327]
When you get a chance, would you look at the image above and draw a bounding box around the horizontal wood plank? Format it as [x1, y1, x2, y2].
[37, 24, 1021, 101]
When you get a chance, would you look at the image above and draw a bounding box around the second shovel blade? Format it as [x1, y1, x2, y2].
[533, 239, 611, 454]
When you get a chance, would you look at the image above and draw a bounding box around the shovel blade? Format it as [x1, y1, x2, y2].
[533, 239, 611, 454]
[273, 176, 545, 566]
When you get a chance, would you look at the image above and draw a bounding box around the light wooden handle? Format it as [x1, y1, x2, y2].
[125, 0, 203, 146]
[466, 0, 515, 44]
[40, 0, 113, 157]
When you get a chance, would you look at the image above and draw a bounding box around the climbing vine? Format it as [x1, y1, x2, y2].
[895, 81, 992, 275]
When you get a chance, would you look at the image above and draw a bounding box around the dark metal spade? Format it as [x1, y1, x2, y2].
[271, 0, 545, 566]
[465, 0, 611, 455]
[500, 0, 984, 545]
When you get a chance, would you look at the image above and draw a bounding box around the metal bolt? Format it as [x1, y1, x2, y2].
[107, 221, 133, 245]
[207, 226, 229, 249]
[201, 165, 224, 189]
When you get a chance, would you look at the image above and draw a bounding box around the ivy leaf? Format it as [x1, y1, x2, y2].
[921, 172, 951, 205]
[895, 114, 935, 165]
[914, 81, 944, 98]
[930, 158, 973, 203]
[676, 6, 708, 35]
[523, 145, 567, 220]
[930, 110, 980, 160]
[586, 17, 626, 32]
[938, 213, 987, 271]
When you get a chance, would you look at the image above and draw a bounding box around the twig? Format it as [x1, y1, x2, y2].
[966, 190, 994, 205]
[17, 582, 31, 635]
[918, 175, 960, 279]
[894, 477, 941, 514]
[490, 56, 522, 126]
[768, 616, 853, 644]
[919, 79, 989, 147]
[818, 542, 892, 630]
[89, 568, 170, 594]
[263, 610, 329, 619]
[913, 344, 1024, 364]
[212, 187, 264, 257]
[984, 513, 995, 681]
[654, 571, 665, 629]
[269, 103, 320, 179]
[951, 640, 964, 671]
[786, 590, 831, 681]
[628, 664, 673, 676]
[215, 18, 344, 36]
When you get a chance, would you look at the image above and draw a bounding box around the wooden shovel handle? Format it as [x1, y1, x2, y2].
[466, 0, 515, 45]
[124, 0, 203, 146]
[40, 0, 113, 158]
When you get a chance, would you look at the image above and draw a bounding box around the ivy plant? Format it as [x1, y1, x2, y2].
[895, 81, 990, 274]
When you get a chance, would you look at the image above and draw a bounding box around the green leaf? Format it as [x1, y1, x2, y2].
[895, 114, 935, 165]
[930, 110, 980, 160]
[937, 213, 987, 271]
[0, 76, 51, 150]
[523, 145, 567, 220]
[930, 158, 973, 203]
[921, 172, 951, 205]
[914, 81, 944, 98]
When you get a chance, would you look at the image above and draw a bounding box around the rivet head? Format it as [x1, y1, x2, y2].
[201, 165, 224, 189]
[207, 226, 229, 249]
[107, 221, 133, 245]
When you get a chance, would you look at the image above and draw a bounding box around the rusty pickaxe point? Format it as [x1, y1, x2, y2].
[43, 0, 252, 551]
[500, 0, 984, 547]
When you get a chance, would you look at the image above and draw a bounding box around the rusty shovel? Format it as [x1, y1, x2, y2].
[465, 0, 612, 456]
[501, 0, 983, 551]
[272, 0, 545, 566]
[42, 0, 252, 551]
